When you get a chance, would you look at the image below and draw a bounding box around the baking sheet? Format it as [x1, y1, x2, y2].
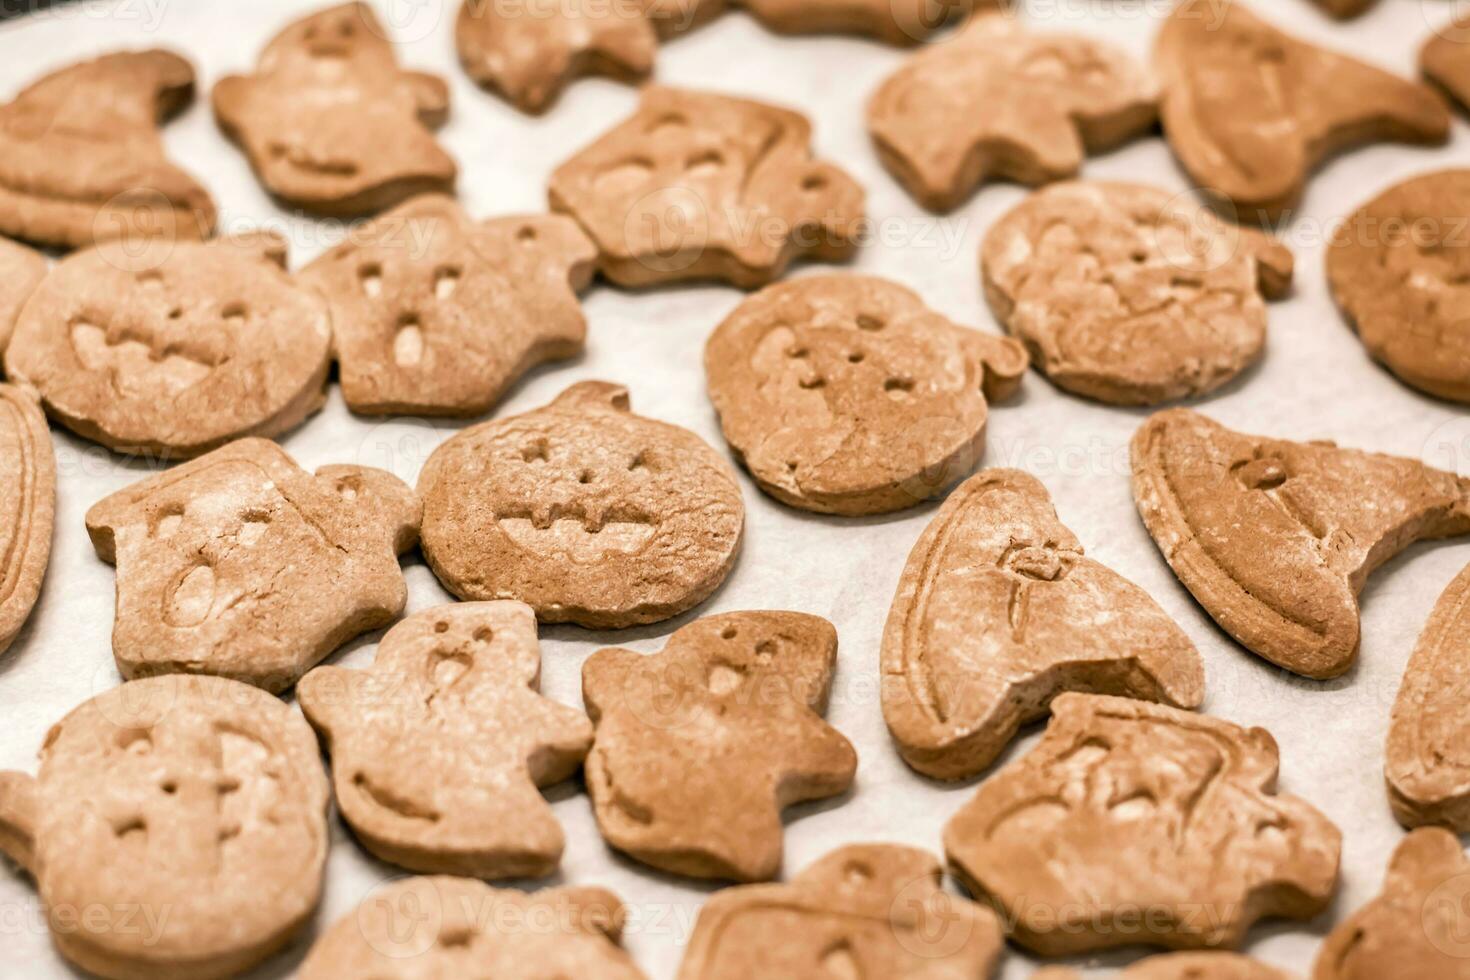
[2, 0, 1468, 976]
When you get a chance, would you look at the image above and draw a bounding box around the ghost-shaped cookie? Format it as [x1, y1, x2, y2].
[85, 438, 420, 694]
[868, 14, 1157, 212]
[1132, 409, 1470, 679]
[0, 384, 52, 658]
[582, 611, 856, 881]
[0, 238, 45, 358]
[213, 3, 457, 217]
[0, 675, 328, 980]
[945, 694, 1341, 956]
[297, 601, 593, 878]
[0, 49, 216, 250]
[549, 85, 864, 288]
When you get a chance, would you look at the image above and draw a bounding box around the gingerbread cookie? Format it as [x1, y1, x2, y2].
[945, 694, 1341, 956]
[983, 181, 1294, 405]
[0, 384, 53, 658]
[0, 675, 328, 980]
[1157, 0, 1448, 221]
[548, 85, 864, 288]
[1131, 409, 1470, 679]
[0, 50, 215, 250]
[1038, 954, 1296, 980]
[705, 275, 1027, 515]
[86, 438, 419, 694]
[298, 601, 592, 878]
[299, 876, 646, 978]
[882, 469, 1204, 781]
[868, 14, 1157, 213]
[300, 195, 596, 416]
[1327, 170, 1470, 403]
[0, 238, 45, 358]
[1424, 14, 1470, 114]
[4, 233, 330, 459]
[677, 844, 1002, 978]
[418, 381, 744, 628]
[213, 3, 456, 217]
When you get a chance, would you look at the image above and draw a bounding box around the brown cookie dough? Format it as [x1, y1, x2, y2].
[983, 181, 1294, 405]
[548, 85, 864, 288]
[86, 438, 420, 694]
[213, 2, 456, 217]
[0, 384, 53, 658]
[945, 694, 1341, 956]
[704, 275, 1026, 515]
[298, 601, 592, 878]
[0, 238, 45, 358]
[583, 611, 856, 881]
[882, 469, 1204, 781]
[1131, 409, 1470, 679]
[1038, 953, 1296, 980]
[300, 195, 596, 416]
[0, 675, 329, 980]
[418, 381, 744, 628]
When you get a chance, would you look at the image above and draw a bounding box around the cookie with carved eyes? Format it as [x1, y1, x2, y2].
[213, 2, 456, 217]
[85, 438, 420, 694]
[983, 181, 1294, 405]
[945, 694, 1341, 957]
[0, 49, 216, 251]
[867, 14, 1157, 213]
[0, 384, 52, 659]
[0, 238, 45, 359]
[0, 675, 329, 980]
[705, 275, 1026, 515]
[1424, 13, 1470, 114]
[3, 232, 330, 460]
[549, 85, 864, 289]
[418, 381, 744, 629]
[1327, 170, 1470, 403]
[1036, 953, 1297, 980]
[1157, 0, 1448, 223]
[677, 844, 1001, 978]
[1132, 409, 1470, 679]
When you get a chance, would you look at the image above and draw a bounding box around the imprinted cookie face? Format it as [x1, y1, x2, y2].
[582, 611, 856, 881]
[213, 3, 456, 217]
[881, 469, 1204, 781]
[0, 384, 53, 658]
[298, 602, 593, 878]
[944, 694, 1341, 956]
[0, 676, 328, 980]
[0, 238, 45, 357]
[86, 438, 420, 693]
[983, 181, 1294, 405]
[868, 14, 1157, 212]
[4, 233, 330, 459]
[705, 275, 1026, 515]
[549, 86, 864, 288]
[300, 195, 596, 416]
[0, 50, 216, 250]
[418, 381, 744, 628]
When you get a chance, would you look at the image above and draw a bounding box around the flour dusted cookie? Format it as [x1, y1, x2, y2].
[86, 438, 419, 693]
[677, 844, 1002, 978]
[298, 601, 592, 878]
[0, 675, 328, 980]
[1131, 409, 1470, 679]
[868, 14, 1156, 213]
[419, 381, 743, 628]
[4, 233, 329, 459]
[1424, 14, 1470, 114]
[300, 195, 596, 416]
[882, 469, 1204, 781]
[1038, 954, 1296, 980]
[549, 85, 863, 288]
[213, 3, 456, 217]
[983, 181, 1294, 405]
[705, 275, 1026, 515]
[0, 384, 53, 658]
[0, 238, 44, 358]
[945, 694, 1340, 956]
[0, 50, 215, 250]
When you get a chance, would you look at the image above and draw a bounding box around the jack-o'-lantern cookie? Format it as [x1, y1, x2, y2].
[0, 50, 216, 250]
[0, 238, 45, 358]
[705, 275, 1027, 515]
[213, 3, 457, 217]
[944, 694, 1341, 956]
[0, 675, 329, 980]
[549, 86, 864, 288]
[983, 181, 1294, 404]
[0, 384, 53, 658]
[1038, 953, 1296, 980]
[418, 381, 744, 628]
[86, 438, 420, 694]
[4, 233, 330, 460]
[300, 195, 596, 416]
